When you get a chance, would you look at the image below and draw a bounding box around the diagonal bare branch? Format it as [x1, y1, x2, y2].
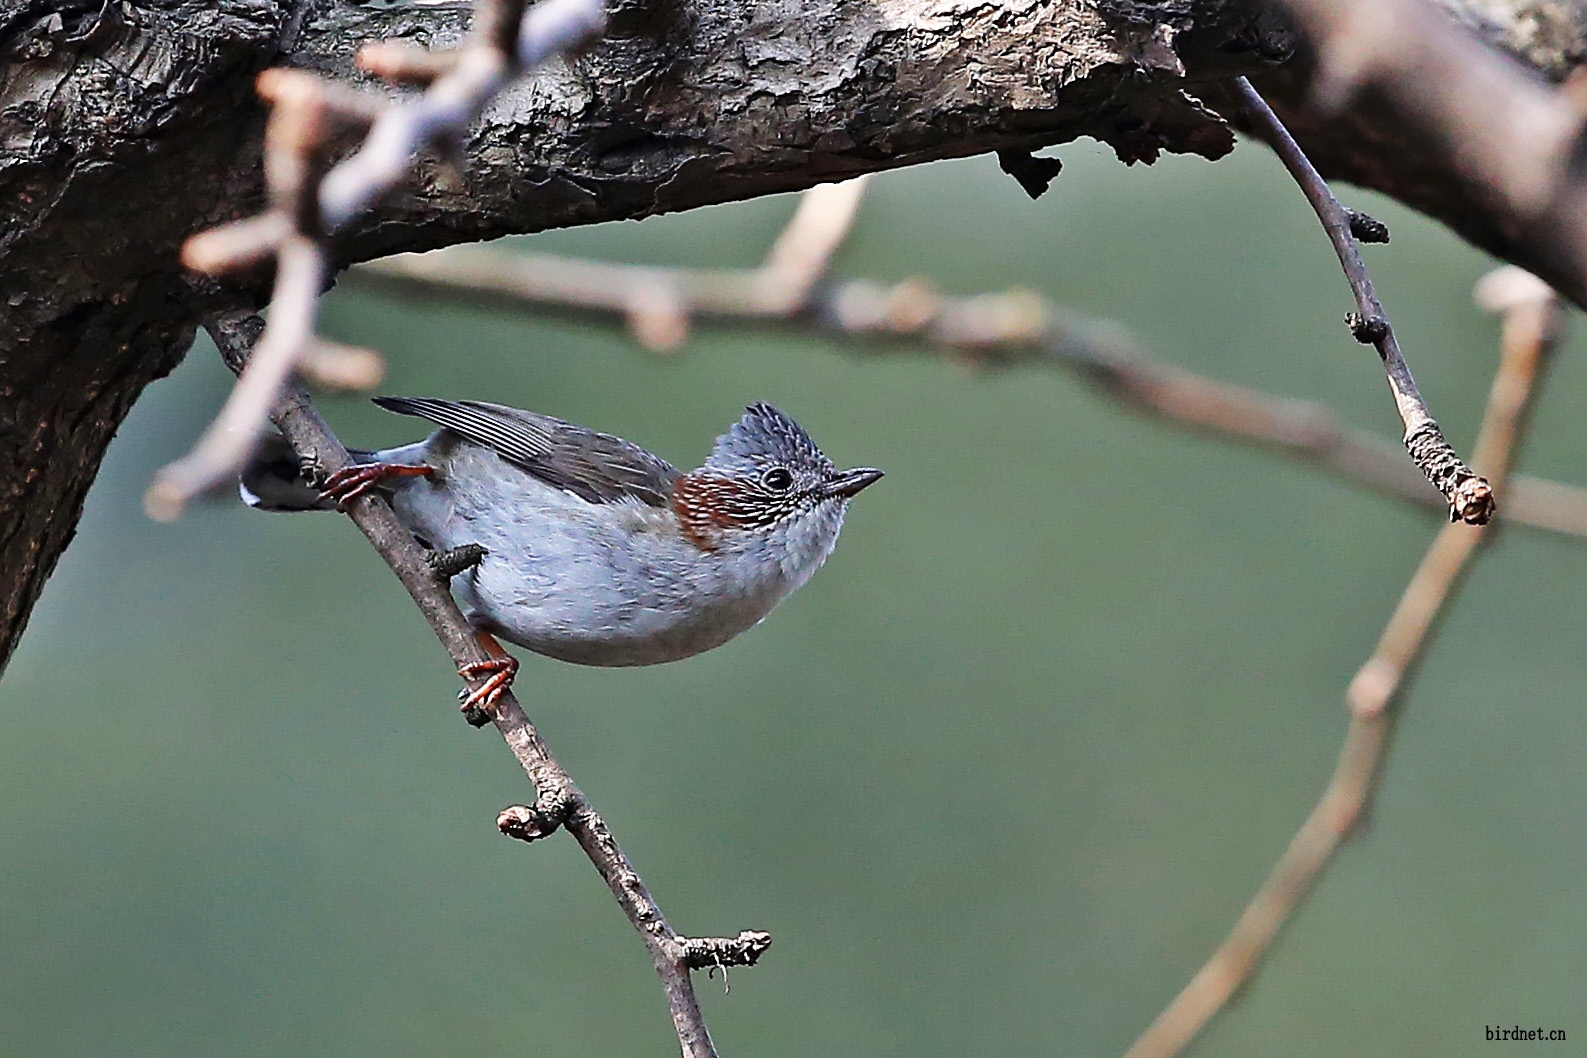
[1120, 267, 1563, 1058]
[205, 309, 758, 1058]
[1233, 76, 1493, 525]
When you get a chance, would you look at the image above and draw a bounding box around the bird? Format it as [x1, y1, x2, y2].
[242, 397, 883, 716]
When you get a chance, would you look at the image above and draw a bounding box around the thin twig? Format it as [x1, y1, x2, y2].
[1234, 75, 1494, 526]
[1121, 268, 1562, 1058]
[206, 310, 755, 1058]
[150, 0, 607, 520]
[347, 248, 1587, 541]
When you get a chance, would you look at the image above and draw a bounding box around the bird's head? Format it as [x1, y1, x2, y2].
[672, 403, 882, 575]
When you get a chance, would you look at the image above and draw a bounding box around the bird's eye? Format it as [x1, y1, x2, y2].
[761, 466, 794, 492]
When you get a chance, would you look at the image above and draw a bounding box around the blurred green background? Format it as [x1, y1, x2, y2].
[5, 138, 1585, 1057]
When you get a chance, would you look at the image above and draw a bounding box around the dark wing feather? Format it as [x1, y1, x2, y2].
[373, 397, 681, 507]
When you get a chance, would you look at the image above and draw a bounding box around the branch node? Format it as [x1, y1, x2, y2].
[678, 930, 774, 971]
[1345, 657, 1396, 718]
[1345, 311, 1388, 344]
[497, 799, 571, 842]
[1345, 208, 1389, 244]
[1403, 420, 1495, 525]
[256, 67, 385, 127]
[1473, 266, 1553, 315]
[625, 283, 691, 351]
[1448, 475, 1497, 526]
[429, 542, 489, 579]
[883, 279, 941, 334]
[296, 449, 325, 487]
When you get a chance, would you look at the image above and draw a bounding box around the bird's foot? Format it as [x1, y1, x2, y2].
[317, 462, 432, 510]
[429, 542, 488, 579]
[458, 654, 518, 725]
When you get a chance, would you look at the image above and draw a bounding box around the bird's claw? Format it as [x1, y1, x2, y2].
[457, 655, 518, 721]
[317, 462, 432, 511]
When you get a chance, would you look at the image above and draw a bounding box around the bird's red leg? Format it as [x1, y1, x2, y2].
[458, 630, 518, 720]
[317, 462, 433, 510]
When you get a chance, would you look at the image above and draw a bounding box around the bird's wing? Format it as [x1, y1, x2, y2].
[372, 397, 682, 507]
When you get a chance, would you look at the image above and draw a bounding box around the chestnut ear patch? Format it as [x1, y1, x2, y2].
[672, 473, 793, 549]
[672, 475, 743, 549]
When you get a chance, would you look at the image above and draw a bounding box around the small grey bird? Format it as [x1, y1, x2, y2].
[242, 398, 882, 714]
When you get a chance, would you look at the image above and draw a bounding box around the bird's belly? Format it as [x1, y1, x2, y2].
[458, 557, 787, 667]
[386, 449, 793, 666]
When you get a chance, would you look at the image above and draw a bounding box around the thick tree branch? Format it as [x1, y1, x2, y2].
[293, 0, 1253, 265]
[1121, 266, 1563, 1058]
[205, 309, 759, 1058]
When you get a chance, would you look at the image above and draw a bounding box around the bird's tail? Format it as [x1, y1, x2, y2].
[239, 434, 376, 512]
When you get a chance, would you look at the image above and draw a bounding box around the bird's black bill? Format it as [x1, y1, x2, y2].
[822, 468, 884, 499]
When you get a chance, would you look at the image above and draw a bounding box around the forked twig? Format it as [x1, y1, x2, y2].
[149, 238, 329, 519]
[1233, 76, 1493, 525]
[148, 0, 607, 521]
[544, 176, 870, 352]
[349, 248, 1587, 541]
[206, 310, 765, 1058]
[1121, 267, 1562, 1058]
[757, 177, 872, 311]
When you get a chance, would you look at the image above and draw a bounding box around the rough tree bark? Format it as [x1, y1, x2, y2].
[0, 0, 1583, 669]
